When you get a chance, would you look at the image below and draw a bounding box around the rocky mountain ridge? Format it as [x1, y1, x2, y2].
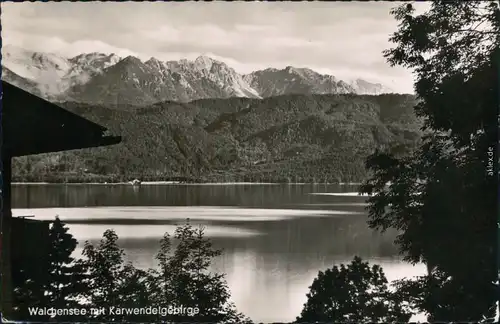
[2, 46, 396, 105]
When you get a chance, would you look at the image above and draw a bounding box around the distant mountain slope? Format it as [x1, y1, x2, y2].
[2, 46, 400, 105]
[348, 79, 393, 95]
[1, 45, 122, 98]
[11, 93, 420, 183]
[66, 55, 263, 105]
[243, 67, 356, 97]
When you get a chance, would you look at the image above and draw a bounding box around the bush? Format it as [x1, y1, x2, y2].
[296, 256, 412, 323]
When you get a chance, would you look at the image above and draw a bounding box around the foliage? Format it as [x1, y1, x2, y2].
[12, 94, 421, 184]
[296, 256, 412, 323]
[393, 271, 499, 323]
[152, 221, 251, 323]
[45, 217, 88, 310]
[360, 1, 499, 321]
[80, 229, 130, 321]
[11, 217, 88, 321]
[11, 218, 250, 323]
[78, 223, 250, 323]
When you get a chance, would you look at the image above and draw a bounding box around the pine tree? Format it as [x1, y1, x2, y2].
[45, 217, 88, 312]
[12, 216, 87, 321]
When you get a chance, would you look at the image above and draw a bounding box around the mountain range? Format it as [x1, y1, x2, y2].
[2, 45, 395, 105]
[3, 45, 420, 183]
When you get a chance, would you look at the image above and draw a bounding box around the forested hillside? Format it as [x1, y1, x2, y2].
[12, 93, 421, 183]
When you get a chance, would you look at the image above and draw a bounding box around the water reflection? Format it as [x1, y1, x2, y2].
[12, 183, 363, 208]
[12, 184, 425, 323]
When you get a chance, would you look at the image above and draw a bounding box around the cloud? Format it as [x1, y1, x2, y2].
[2, 33, 140, 59]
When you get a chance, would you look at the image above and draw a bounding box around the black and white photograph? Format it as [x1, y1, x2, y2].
[1, 1, 498, 323]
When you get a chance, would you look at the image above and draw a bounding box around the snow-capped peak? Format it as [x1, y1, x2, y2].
[2, 46, 73, 96]
[284, 66, 318, 79]
[194, 55, 214, 71]
[2, 45, 35, 61]
[2, 46, 398, 105]
[146, 57, 161, 64]
[145, 57, 164, 69]
[71, 52, 120, 63]
[3, 45, 71, 75]
[72, 52, 108, 61]
[121, 55, 143, 64]
[349, 79, 394, 95]
[69, 53, 122, 73]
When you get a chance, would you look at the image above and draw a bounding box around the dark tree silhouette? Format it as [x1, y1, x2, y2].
[78, 223, 251, 323]
[80, 229, 133, 322]
[12, 217, 87, 321]
[296, 257, 412, 323]
[360, 1, 499, 322]
[153, 221, 252, 323]
[45, 217, 88, 310]
[12, 218, 251, 323]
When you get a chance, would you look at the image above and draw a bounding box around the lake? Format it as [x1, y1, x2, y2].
[12, 183, 426, 323]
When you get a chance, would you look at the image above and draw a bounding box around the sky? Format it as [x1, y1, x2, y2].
[1, 2, 430, 93]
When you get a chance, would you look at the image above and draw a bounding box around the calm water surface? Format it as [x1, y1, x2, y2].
[12, 184, 426, 323]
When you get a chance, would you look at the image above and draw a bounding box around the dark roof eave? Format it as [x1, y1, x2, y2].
[2, 81, 124, 157]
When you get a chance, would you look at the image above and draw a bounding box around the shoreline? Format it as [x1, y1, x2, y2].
[11, 181, 364, 186]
